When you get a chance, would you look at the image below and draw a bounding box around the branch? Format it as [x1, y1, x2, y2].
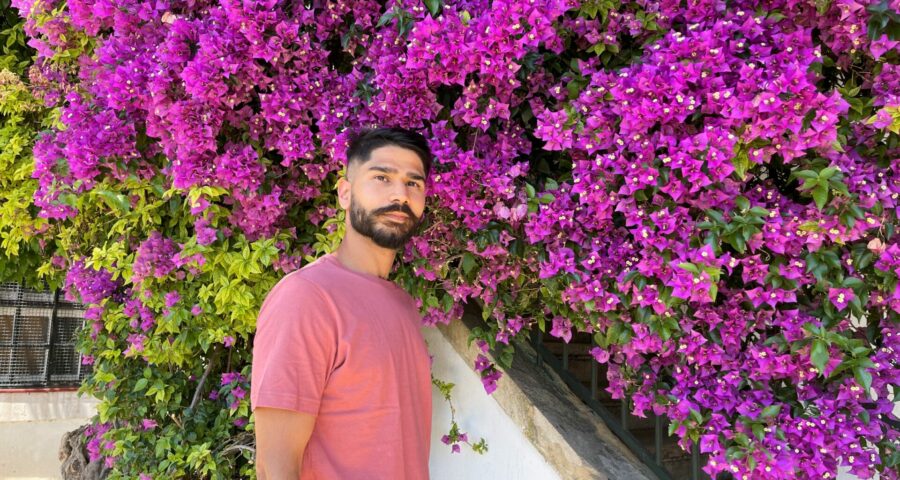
[222, 444, 256, 456]
[189, 354, 216, 411]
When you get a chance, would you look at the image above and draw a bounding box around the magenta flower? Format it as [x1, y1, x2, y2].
[550, 316, 573, 343]
[231, 386, 246, 400]
[164, 291, 180, 308]
[828, 287, 855, 312]
[589, 347, 610, 364]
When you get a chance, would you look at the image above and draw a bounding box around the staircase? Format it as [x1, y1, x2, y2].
[535, 329, 709, 480]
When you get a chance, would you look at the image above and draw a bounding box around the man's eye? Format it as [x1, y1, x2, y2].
[407, 181, 422, 188]
[375, 175, 388, 181]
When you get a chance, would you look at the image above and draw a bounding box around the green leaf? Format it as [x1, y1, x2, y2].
[810, 339, 829, 373]
[690, 408, 703, 423]
[748, 206, 770, 217]
[793, 169, 819, 180]
[133, 378, 149, 392]
[461, 253, 476, 275]
[760, 404, 781, 418]
[423, 0, 441, 16]
[812, 185, 829, 210]
[705, 209, 725, 223]
[819, 166, 838, 180]
[853, 366, 873, 391]
[678, 262, 700, 274]
[376, 9, 396, 28]
[752, 423, 765, 441]
[95, 190, 131, 212]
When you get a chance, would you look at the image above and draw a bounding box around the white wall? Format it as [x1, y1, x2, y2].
[0, 390, 97, 480]
[424, 327, 561, 480]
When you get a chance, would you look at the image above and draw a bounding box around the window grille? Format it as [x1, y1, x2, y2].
[0, 282, 90, 388]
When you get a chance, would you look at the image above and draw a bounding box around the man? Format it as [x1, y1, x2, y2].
[250, 127, 434, 479]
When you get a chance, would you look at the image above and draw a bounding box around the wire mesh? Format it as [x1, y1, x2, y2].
[0, 282, 90, 388]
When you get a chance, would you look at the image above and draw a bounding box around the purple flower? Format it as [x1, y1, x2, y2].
[164, 291, 180, 307]
[231, 386, 246, 399]
[481, 369, 502, 395]
[141, 419, 157, 430]
[132, 232, 178, 284]
[828, 287, 855, 312]
[550, 316, 572, 343]
[474, 354, 491, 373]
[125, 334, 147, 356]
[220, 371, 244, 386]
[589, 347, 610, 363]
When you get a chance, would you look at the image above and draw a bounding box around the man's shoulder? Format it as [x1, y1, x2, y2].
[271, 262, 332, 298]
[257, 264, 336, 327]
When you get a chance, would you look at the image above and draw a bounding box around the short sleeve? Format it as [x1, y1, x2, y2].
[250, 274, 339, 415]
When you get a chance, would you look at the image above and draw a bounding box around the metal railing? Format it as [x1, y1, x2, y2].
[529, 329, 707, 480]
[0, 282, 89, 388]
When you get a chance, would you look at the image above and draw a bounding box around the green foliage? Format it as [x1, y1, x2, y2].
[0, 17, 59, 288]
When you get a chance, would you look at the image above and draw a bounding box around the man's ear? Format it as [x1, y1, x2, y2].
[337, 176, 351, 210]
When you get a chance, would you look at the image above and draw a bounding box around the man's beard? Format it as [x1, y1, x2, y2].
[349, 199, 423, 250]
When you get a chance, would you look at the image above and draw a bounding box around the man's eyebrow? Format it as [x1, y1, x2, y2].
[367, 165, 426, 182]
[367, 165, 398, 174]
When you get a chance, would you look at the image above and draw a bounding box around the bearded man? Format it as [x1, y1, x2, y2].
[251, 127, 434, 479]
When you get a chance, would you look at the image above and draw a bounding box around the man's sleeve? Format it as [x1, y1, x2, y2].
[250, 275, 339, 415]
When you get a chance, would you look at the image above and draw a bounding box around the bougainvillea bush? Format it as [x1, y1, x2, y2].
[3, 0, 900, 478]
[0, 0, 60, 286]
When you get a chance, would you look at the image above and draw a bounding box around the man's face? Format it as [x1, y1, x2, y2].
[340, 145, 427, 250]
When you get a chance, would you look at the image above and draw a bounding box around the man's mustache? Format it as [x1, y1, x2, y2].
[372, 203, 417, 219]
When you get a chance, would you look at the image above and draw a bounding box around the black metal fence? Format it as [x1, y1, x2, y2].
[530, 329, 710, 480]
[0, 282, 89, 388]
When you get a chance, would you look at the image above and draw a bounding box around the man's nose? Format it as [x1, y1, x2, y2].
[389, 180, 410, 204]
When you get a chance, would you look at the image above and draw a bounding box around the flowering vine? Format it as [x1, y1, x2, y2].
[2, 0, 899, 478]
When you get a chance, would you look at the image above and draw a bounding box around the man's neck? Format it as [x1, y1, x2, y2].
[334, 230, 398, 279]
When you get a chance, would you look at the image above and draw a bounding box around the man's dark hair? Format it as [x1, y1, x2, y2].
[345, 127, 433, 177]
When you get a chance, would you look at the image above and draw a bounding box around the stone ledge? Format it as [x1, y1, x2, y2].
[436, 313, 656, 480]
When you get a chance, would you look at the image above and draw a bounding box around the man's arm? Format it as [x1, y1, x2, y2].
[255, 407, 316, 480]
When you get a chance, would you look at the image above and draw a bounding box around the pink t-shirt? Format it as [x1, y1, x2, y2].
[250, 253, 432, 479]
